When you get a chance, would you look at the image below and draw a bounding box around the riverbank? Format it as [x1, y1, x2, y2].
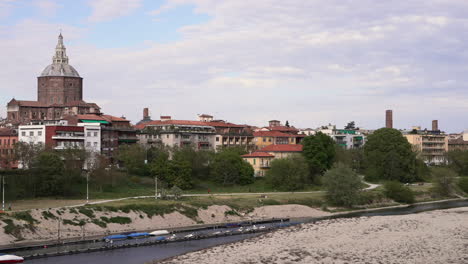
[158, 206, 468, 264]
[0, 199, 330, 248]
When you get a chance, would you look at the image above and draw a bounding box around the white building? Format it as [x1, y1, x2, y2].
[316, 124, 366, 149]
[18, 125, 46, 145]
[78, 123, 101, 153]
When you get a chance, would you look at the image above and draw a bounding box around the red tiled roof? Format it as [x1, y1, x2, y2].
[77, 114, 107, 121]
[242, 152, 275, 158]
[102, 115, 129, 122]
[449, 138, 468, 145]
[253, 131, 295, 137]
[0, 128, 16, 137]
[135, 120, 246, 130]
[10, 100, 48, 107]
[269, 126, 299, 132]
[258, 144, 303, 152]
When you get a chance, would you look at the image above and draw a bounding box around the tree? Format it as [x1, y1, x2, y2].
[14, 142, 44, 169]
[458, 177, 468, 194]
[344, 121, 356, 130]
[364, 128, 424, 183]
[285, 120, 290, 127]
[117, 144, 149, 176]
[323, 163, 363, 207]
[431, 167, 457, 197]
[334, 146, 364, 173]
[167, 158, 193, 189]
[172, 145, 214, 180]
[266, 155, 309, 191]
[447, 150, 468, 176]
[210, 148, 254, 185]
[301, 132, 336, 181]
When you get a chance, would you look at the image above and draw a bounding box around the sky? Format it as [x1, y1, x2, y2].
[0, 0, 467, 132]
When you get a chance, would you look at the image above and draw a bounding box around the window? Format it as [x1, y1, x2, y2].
[12, 139, 16, 145]
[253, 159, 256, 165]
[216, 137, 219, 142]
[86, 142, 91, 147]
[94, 142, 98, 147]
[21, 131, 25, 136]
[29, 131, 34, 136]
[167, 135, 169, 138]
[263, 138, 266, 142]
[87, 132, 91, 137]
[38, 131, 42, 136]
[94, 132, 98, 137]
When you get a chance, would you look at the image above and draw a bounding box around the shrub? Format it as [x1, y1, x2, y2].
[78, 207, 95, 218]
[383, 181, 415, 204]
[458, 177, 468, 194]
[431, 167, 457, 197]
[323, 163, 363, 207]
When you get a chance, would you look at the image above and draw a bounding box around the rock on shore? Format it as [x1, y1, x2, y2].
[160, 207, 468, 264]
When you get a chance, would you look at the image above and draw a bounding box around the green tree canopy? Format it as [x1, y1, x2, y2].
[266, 155, 309, 191]
[210, 148, 254, 185]
[447, 150, 468, 176]
[301, 132, 336, 180]
[431, 167, 457, 197]
[117, 144, 149, 176]
[364, 128, 424, 182]
[323, 163, 363, 207]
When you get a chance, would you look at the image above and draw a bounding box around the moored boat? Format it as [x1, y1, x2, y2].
[127, 232, 150, 238]
[104, 234, 127, 241]
[149, 230, 170, 236]
[0, 254, 24, 263]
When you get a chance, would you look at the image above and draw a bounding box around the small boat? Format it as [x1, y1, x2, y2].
[0, 254, 24, 263]
[212, 231, 222, 235]
[127, 232, 150, 238]
[104, 234, 127, 241]
[149, 230, 170, 236]
[236, 227, 244, 232]
[167, 234, 177, 240]
[184, 233, 194, 238]
[259, 225, 266, 230]
[155, 236, 166, 241]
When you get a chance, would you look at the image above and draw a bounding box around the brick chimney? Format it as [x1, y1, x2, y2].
[143, 108, 149, 119]
[432, 120, 438, 131]
[385, 110, 393, 128]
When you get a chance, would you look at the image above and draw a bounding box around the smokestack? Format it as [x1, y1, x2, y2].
[143, 108, 149, 119]
[385, 110, 393, 129]
[432, 120, 438, 131]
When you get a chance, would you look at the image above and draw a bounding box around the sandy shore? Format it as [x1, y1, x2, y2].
[160, 207, 468, 264]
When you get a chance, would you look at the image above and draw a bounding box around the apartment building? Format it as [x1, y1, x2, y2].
[0, 128, 18, 169]
[242, 144, 303, 177]
[404, 128, 448, 165]
[317, 124, 365, 149]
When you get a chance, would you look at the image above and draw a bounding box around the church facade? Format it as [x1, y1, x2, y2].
[7, 34, 100, 125]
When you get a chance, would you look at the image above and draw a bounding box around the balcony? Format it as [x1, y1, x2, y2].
[260, 163, 270, 168]
[52, 135, 84, 140]
[118, 136, 138, 143]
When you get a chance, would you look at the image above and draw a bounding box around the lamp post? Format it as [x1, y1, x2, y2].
[154, 176, 158, 200]
[2, 175, 4, 211]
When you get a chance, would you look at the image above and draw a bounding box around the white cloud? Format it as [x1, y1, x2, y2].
[2, 0, 468, 132]
[35, 0, 60, 17]
[87, 0, 142, 22]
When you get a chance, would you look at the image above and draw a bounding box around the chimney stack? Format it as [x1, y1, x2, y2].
[143, 108, 149, 119]
[432, 120, 438, 131]
[385, 110, 393, 128]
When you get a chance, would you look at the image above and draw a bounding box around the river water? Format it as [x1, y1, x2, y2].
[17, 199, 468, 264]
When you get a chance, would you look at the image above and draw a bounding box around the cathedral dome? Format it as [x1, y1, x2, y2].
[40, 33, 81, 78]
[41, 63, 80, 77]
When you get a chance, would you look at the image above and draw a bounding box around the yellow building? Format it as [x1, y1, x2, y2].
[242, 144, 303, 177]
[253, 131, 296, 149]
[404, 132, 448, 164]
[241, 152, 274, 177]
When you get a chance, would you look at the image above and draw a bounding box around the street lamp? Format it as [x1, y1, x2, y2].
[2, 175, 5, 211]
